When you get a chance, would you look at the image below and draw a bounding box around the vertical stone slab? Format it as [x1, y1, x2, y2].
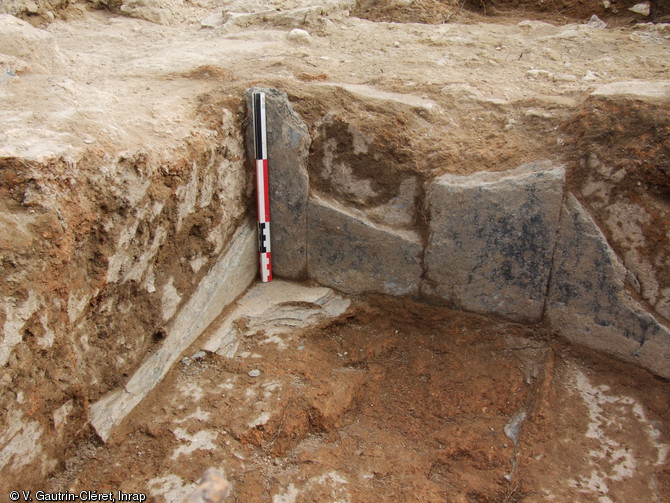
[307, 195, 422, 296]
[424, 162, 565, 322]
[546, 194, 670, 378]
[90, 218, 257, 442]
[245, 87, 310, 279]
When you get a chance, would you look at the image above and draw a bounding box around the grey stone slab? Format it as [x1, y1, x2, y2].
[546, 194, 670, 378]
[90, 218, 257, 442]
[307, 194, 422, 296]
[424, 161, 565, 322]
[245, 87, 310, 280]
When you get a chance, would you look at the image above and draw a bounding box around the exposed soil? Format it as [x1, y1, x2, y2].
[47, 293, 670, 502]
[354, 0, 670, 25]
[564, 95, 670, 321]
[2, 0, 670, 498]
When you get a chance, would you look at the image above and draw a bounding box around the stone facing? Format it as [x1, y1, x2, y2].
[237, 86, 669, 377]
[245, 87, 311, 280]
[307, 194, 422, 296]
[90, 218, 257, 442]
[424, 162, 565, 322]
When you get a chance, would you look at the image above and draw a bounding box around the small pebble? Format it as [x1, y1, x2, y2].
[248, 369, 261, 378]
[287, 28, 311, 44]
[629, 1, 650, 16]
[192, 350, 207, 361]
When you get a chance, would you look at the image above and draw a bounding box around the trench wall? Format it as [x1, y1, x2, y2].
[0, 106, 255, 491]
[247, 86, 670, 380]
[1, 81, 669, 491]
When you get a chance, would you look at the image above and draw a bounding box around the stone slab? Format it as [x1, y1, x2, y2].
[245, 87, 310, 280]
[307, 194, 422, 296]
[90, 218, 257, 442]
[546, 194, 670, 379]
[424, 161, 565, 322]
[203, 279, 350, 357]
[590, 80, 670, 103]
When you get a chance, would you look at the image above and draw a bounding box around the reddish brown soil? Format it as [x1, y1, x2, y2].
[3, 0, 669, 497]
[50, 295, 670, 502]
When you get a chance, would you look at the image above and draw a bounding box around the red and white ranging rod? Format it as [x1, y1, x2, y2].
[252, 91, 273, 282]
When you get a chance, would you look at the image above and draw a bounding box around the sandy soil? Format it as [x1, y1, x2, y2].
[50, 290, 670, 502]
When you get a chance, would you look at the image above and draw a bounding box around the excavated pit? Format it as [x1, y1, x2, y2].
[1, 1, 670, 501]
[54, 285, 670, 503]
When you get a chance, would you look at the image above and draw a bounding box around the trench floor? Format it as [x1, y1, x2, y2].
[49, 283, 669, 503]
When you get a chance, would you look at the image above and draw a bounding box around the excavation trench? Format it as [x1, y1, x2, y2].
[31, 87, 670, 502]
[52, 285, 670, 503]
[1, 6, 670, 501]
